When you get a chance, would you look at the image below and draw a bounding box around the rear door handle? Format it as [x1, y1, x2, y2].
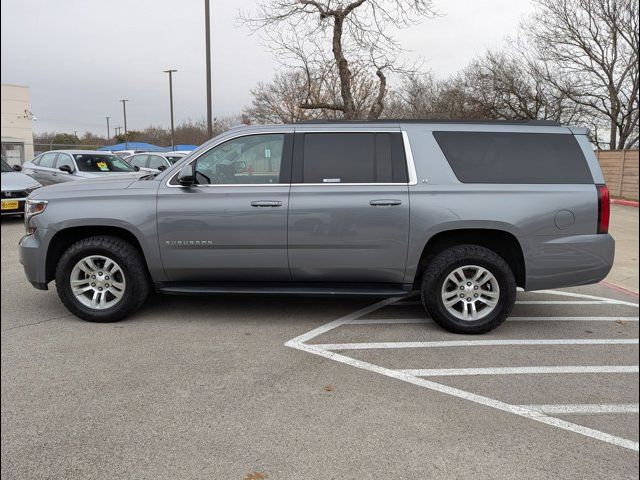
[251, 200, 283, 208]
[369, 199, 402, 207]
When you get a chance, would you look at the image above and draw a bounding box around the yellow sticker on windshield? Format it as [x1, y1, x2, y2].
[96, 161, 108, 171]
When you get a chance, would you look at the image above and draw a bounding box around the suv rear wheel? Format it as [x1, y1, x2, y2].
[420, 245, 516, 334]
[55, 236, 150, 322]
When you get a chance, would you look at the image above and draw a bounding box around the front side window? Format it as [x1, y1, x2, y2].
[56, 153, 75, 170]
[148, 155, 168, 170]
[128, 155, 148, 168]
[301, 132, 407, 184]
[39, 153, 58, 168]
[73, 154, 135, 172]
[193, 134, 284, 185]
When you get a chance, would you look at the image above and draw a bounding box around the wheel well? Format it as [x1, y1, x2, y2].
[45, 226, 146, 283]
[414, 229, 526, 289]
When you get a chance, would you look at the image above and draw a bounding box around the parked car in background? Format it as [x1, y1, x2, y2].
[126, 152, 186, 173]
[22, 150, 144, 186]
[1, 159, 41, 216]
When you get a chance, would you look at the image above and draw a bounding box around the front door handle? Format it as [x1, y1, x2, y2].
[251, 200, 283, 208]
[369, 199, 402, 207]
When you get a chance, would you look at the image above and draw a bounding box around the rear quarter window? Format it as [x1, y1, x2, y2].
[433, 131, 593, 184]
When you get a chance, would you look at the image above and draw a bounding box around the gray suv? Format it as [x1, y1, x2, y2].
[19, 120, 614, 334]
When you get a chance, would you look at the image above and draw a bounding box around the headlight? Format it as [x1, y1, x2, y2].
[24, 199, 48, 235]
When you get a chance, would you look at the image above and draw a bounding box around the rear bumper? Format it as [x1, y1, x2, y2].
[525, 234, 615, 291]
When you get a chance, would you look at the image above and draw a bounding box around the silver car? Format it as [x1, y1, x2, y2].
[19, 120, 614, 333]
[22, 150, 143, 186]
[1, 159, 41, 216]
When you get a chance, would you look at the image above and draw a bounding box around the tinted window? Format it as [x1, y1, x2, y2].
[39, 153, 58, 168]
[433, 132, 593, 184]
[148, 155, 167, 169]
[193, 134, 285, 185]
[128, 155, 148, 168]
[73, 154, 135, 172]
[56, 153, 74, 170]
[301, 133, 407, 184]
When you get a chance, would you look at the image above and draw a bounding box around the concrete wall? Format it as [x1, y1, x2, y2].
[1, 84, 34, 162]
[596, 150, 639, 201]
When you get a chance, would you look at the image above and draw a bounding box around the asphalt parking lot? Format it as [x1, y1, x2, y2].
[1, 214, 638, 480]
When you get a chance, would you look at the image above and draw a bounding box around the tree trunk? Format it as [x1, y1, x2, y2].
[332, 15, 356, 119]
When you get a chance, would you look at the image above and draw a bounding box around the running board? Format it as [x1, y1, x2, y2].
[157, 282, 412, 297]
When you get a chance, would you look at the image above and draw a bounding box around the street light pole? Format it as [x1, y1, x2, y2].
[164, 69, 178, 150]
[120, 99, 129, 149]
[105, 116, 111, 141]
[205, 0, 213, 138]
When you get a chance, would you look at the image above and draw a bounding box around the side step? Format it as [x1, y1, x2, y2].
[157, 282, 412, 297]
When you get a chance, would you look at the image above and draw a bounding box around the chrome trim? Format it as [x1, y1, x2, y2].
[290, 183, 408, 187]
[402, 130, 418, 186]
[164, 128, 418, 188]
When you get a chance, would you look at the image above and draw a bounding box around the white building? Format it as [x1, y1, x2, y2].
[1, 84, 35, 165]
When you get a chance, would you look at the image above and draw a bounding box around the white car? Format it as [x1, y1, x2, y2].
[1, 159, 41, 216]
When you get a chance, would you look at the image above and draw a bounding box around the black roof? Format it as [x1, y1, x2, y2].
[295, 119, 561, 126]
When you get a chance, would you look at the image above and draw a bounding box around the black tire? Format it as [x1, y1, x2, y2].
[420, 245, 516, 334]
[55, 236, 150, 322]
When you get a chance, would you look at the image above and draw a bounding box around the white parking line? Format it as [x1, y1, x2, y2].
[398, 366, 639, 376]
[314, 338, 639, 351]
[286, 289, 640, 451]
[348, 316, 640, 325]
[519, 404, 640, 415]
[395, 300, 638, 306]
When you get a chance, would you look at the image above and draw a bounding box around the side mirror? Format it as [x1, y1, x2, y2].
[178, 164, 195, 186]
[157, 165, 167, 172]
[12, 164, 22, 172]
[59, 164, 74, 173]
[133, 165, 140, 172]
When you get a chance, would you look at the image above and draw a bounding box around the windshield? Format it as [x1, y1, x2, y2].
[1, 159, 13, 173]
[73, 154, 135, 172]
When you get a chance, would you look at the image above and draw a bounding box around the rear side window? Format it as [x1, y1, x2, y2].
[300, 132, 407, 184]
[433, 132, 593, 184]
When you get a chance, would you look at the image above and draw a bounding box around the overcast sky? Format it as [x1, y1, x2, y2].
[1, 0, 533, 135]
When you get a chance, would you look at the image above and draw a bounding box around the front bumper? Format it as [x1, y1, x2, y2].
[525, 233, 615, 291]
[19, 229, 49, 290]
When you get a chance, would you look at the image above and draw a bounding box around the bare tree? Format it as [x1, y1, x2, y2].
[244, 62, 390, 123]
[241, 0, 436, 119]
[523, 0, 639, 149]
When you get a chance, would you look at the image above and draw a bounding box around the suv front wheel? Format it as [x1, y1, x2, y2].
[55, 236, 150, 322]
[420, 245, 517, 334]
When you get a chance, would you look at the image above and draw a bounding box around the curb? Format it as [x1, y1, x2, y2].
[611, 198, 639, 208]
[600, 280, 639, 298]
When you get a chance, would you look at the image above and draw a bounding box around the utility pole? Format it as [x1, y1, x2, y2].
[105, 116, 111, 141]
[120, 99, 129, 149]
[164, 69, 178, 150]
[205, 0, 213, 138]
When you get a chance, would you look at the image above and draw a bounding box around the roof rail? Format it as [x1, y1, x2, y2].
[294, 119, 562, 126]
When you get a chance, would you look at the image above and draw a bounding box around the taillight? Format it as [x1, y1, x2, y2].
[596, 184, 610, 234]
